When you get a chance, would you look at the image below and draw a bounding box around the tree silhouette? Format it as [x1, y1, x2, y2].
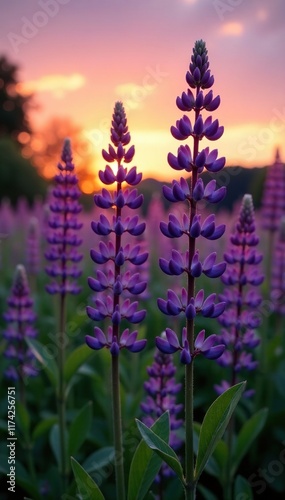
[0, 55, 32, 144]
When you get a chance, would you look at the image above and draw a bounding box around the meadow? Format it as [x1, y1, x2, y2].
[1, 40, 285, 500]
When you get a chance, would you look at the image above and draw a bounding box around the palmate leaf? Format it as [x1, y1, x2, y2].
[136, 414, 185, 486]
[194, 382, 245, 482]
[128, 411, 170, 500]
[71, 457, 105, 500]
[231, 408, 268, 476]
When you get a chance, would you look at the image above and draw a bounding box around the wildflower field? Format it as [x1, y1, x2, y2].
[1, 40, 285, 500]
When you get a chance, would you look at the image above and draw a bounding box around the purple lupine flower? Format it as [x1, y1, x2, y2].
[156, 40, 226, 363]
[261, 148, 285, 232]
[26, 216, 40, 276]
[45, 139, 83, 295]
[271, 216, 285, 315]
[141, 345, 183, 481]
[215, 194, 264, 397]
[3, 264, 38, 383]
[86, 102, 147, 355]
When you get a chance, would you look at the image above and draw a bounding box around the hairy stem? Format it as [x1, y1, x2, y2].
[112, 354, 125, 499]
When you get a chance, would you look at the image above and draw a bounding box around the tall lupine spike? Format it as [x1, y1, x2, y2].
[86, 101, 147, 499]
[86, 102, 147, 355]
[3, 264, 38, 401]
[215, 194, 264, 398]
[154, 40, 227, 492]
[45, 138, 83, 296]
[44, 138, 83, 490]
[261, 148, 285, 232]
[140, 346, 183, 483]
[270, 216, 285, 315]
[156, 40, 226, 363]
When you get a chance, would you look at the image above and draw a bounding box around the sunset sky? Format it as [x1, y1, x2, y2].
[1, 0, 285, 188]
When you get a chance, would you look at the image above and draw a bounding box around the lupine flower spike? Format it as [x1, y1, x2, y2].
[141, 346, 183, 484]
[156, 40, 226, 364]
[3, 264, 38, 402]
[215, 194, 264, 397]
[86, 102, 147, 355]
[45, 138, 82, 491]
[155, 39, 226, 493]
[261, 148, 285, 233]
[261, 149, 285, 282]
[271, 216, 285, 316]
[86, 102, 147, 498]
[45, 138, 83, 296]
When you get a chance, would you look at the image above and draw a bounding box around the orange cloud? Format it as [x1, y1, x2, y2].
[220, 22, 244, 36]
[17, 73, 86, 98]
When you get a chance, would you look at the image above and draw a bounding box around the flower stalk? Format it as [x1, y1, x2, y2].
[156, 40, 226, 496]
[86, 102, 147, 499]
[45, 138, 82, 490]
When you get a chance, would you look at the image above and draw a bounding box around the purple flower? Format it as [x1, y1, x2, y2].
[3, 264, 38, 382]
[216, 194, 264, 396]
[156, 40, 226, 364]
[141, 346, 183, 481]
[86, 102, 147, 355]
[155, 327, 225, 364]
[45, 139, 83, 296]
[271, 216, 285, 315]
[261, 148, 285, 232]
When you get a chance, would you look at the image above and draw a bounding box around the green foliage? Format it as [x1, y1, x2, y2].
[68, 401, 92, 456]
[26, 338, 58, 387]
[194, 382, 246, 482]
[71, 457, 105, 499]
[136, 414, 185, 486]
[0, 138, 47, 205]
[128, 411, 169, 500]
[234, 475, 253, 499]
[231, 408, 268, 476]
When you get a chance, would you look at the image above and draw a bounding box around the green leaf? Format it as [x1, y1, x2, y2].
[136, 414, 185, 486]
[16, 401, 30, 441]
[211, 439, 228, 476]
[71, 457, 105, 499]
[14, 462, 41, 499]
[26, 338, 58, 387]
[234, 475, 253, 499]
[49, 424, 65, 467]
[32, 415, 58, 441]
[82, 447, 115, 473]
[128, 411, 169, 500]
[68, 401, 92, 456]
[194, 381, 245, 482]
[231, 408, 268, 476]
[64, 344, 95, 383]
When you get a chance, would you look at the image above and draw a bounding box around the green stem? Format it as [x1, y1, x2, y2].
[185, 361, 195, 495]
[111, 354, 125, 499]
[58, 292, 67, 491]
[185, 483, 196, 500]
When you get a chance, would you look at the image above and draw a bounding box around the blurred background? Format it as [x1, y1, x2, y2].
[0, 0, 284, 206]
